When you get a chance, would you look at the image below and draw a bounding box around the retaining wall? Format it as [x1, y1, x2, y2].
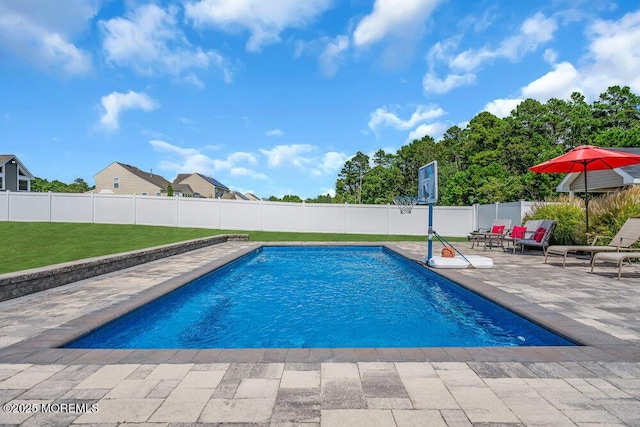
[0, 234, 248, 302]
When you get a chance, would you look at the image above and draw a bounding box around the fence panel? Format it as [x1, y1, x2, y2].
[136, 196, 177, 226]
[177, 198, 219, 229]
[388, 206, 426, 235]
[8, 192, 50, 222]
[0, 192, 8, 221]
[0, 192, 504, 237]
[262, 201, 305, 232]
[93, 194, 135, 224]
[304, 204, 346, 233]
[219, 200, 261, 230]
[346, 204, 389, 234]
[51, 193, 93, 223]
[433, 206, 475, 237]
[476, 201, 538, 230]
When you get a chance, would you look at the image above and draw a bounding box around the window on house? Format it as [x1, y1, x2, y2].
[142, 192, 148, 196]
[18, 168, 26, 176]
[18, 180, 28, 191]
[0, 177, 3, 190]
[156, 192, 161, 196]
[113, 177, 119, 188]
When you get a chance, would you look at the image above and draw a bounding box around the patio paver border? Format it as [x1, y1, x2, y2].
[2, 242, 639, 366]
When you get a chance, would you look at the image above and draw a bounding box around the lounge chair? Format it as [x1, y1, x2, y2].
[468, 219, 512, 249]
[545, 218, 640, 267]
[591, 251, 640, 280]
[503, 219, 542, 252]
[513, 220, 557, 255]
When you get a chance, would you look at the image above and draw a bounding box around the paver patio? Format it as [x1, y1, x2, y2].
[0, 239, 639, 426]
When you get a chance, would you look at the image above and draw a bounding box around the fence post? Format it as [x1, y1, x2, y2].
[386, 203, 390, 235]
[48, 191, 53, 222]
[344, 202, 348, 233]
[175, 195, 179, 227]
[5, 190, 9, 221]
[260, 199, 264, 231]
[133, 194, 137, 225]
[473, 203, 479, 231]
[303, 201, 307, 232]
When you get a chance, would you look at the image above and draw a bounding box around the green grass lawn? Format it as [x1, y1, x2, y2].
[0, 222, 465, 274]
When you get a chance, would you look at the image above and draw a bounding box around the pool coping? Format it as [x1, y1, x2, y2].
[2, 242, 639, 365]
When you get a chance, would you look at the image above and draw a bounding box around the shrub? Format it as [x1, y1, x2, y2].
[588, 186, 640, 237]
[524, 196, 585, 245]
[524, 187, 640, 245]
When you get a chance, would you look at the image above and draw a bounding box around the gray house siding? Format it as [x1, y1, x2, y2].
[4, 161, 17, 191]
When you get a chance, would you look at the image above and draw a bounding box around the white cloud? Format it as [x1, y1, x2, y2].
[483, 99, 523, 118]
[265, 129, 284, 137]
[543, 48, 558, 64]
[352, 0, 442, 47]
[422, 72, 476, 94]
[319, 35, 350, 76]
[99, 91, 159, 131]
[230, 167, 268, 180]
[580, 10, 640, 98]
[406, 122, 448, 142]
[449, 12, 558, 73]
[424, 12, 559, 95]
[184, 0, 332, 52]
[368, 105, 444, 133]
[0, 0, 95, 75]
[259, 144, 316, 169]
[521, 62, 579, 101]
[150, 139, 199, 157]
[481, 10, 640, 111]
[100, 4, 232, 84]
[312, 151, 349, 176]
[151, 140, 265, 179]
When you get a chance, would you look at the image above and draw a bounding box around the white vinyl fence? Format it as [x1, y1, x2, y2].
[0, 192, 536, 237]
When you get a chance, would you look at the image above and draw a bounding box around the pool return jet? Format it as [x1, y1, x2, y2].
[393, 161, 493, 269]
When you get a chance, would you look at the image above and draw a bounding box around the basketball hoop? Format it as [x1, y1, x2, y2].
[393, 197, 418, 214]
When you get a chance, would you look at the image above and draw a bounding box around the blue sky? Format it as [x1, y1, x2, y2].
[2, 0, 640, 199]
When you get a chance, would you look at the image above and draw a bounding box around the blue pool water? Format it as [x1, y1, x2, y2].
[66, 246, 574, 348]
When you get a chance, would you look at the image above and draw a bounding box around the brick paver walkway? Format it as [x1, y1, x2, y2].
[0, 240, 639, 426]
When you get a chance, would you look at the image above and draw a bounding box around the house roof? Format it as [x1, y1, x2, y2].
[196, 173, 229, 190]
[244, 192, 261, 201]
[172, 183, 194, 194]
[608, 148, 640, 178]
[116, 162, 170, 189]
[0, 154, 34, 178]
[173, 173, 229, 190]
[221, 191, 250, 200]
[556, 147, 640, 192]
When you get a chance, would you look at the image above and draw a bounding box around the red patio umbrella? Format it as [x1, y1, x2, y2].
[529, 145, 640, 233]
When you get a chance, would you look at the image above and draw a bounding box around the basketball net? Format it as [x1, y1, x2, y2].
[393, 197, 418, 214]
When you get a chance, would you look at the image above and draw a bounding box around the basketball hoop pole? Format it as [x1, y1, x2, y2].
[427, 203, 433, 262]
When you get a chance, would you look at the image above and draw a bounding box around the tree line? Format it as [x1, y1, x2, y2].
[327, 85, 640, 206]
[31, 177, 94, 193]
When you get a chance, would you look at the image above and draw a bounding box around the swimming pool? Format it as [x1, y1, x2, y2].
[65, 246, 574, 349]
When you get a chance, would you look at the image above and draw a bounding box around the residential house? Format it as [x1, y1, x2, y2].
[95, 162, 172, 196]
[244, 192, 261, 201]
[173, 173, 229, 198]
[161, 183, 197, 197]
[0, 154, 34, 192]
[221, 191, 251, 201]
[557, 148, 640, 193]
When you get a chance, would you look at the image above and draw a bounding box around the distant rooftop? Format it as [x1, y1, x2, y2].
[116, 162, 170, 188]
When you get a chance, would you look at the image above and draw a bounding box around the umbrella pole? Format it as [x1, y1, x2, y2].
[584, 162, 589, 235]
